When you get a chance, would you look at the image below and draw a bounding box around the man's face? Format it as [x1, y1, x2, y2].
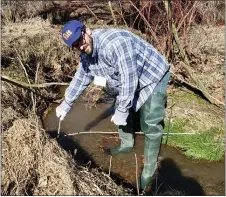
[72, 30, 93, 55]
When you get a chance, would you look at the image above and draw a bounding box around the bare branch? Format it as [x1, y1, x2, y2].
[64, 131, 198, 136]
[129, 0, 163, 54]
[1, 75, 69, 88]
[108, 1, 117, 25]
[108, 156, 112, 176]
[135, 153, 139, 195]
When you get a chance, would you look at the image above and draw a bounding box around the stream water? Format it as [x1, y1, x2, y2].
[43, 96, 225, 195]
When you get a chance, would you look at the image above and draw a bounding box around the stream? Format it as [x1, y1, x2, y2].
[43, 95, 225, 195]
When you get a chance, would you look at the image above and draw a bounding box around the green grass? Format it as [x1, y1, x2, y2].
[163, 119, 225, 161]
[171, 91, 208, 106]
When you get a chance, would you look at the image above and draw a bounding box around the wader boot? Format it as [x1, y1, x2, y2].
[105, 110, 134, 155]
[138, 71, 170, 190]
[139, 91, 166, 190]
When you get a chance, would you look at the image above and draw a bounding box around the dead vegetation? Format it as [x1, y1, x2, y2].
[186, 25, 224, 100]
[1, 18, 78, 131]
[1, 118, 131, 195]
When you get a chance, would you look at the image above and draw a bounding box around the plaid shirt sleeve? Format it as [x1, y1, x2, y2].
[60, 60, 93, 112]
[110, 38, 139, 113]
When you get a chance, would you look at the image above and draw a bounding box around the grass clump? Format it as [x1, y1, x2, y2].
[163, 126, 224, 161]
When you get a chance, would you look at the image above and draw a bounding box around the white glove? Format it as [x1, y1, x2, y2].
[56, 105, 67, 121]
[111, 109, 129, 126]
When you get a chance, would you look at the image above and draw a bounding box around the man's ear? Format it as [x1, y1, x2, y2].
[85, 27, 92, 36]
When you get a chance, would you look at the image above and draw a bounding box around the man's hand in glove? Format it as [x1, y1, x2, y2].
[56, 105, 67, 121]
[111, 109, 129, 126]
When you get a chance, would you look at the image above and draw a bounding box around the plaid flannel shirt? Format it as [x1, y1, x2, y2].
[61, 29, 169, 113]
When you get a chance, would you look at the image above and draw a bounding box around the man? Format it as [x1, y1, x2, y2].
[56, 20, 170, 190]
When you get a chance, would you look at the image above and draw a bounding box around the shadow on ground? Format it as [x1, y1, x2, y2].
[146, 158, 205, 196]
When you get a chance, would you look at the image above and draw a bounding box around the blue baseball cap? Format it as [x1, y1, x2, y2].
[62, 20, 84, 47]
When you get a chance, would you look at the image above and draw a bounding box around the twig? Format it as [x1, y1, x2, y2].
[57, 120, 61, 138]
[34, 63, 41, 140]
[129, 0, 163, 54]
[176, 2, 197, 32]
[64, 131, 198, 137]
[131, 3, 147, 30]
[34, 62, 40, 114]
[154, 182, 163, 196]
[15, 49, 30, 84]
[166, 100, 174, 145]
[85, 5, 99, 21]
[2, 76, 59, 101]
[35, 63, 40, 84]
[15, 49, 36, 117]
[108, 1, 117, 25]
[1, 75, 69, 87]
[134, 153, 139, 195]
[65, 131, 120, 136]
[117, 0, 128, 27]
[166, 0, 173, 60]
[108, 156, 112, 176]
[187, 4, 197, 33]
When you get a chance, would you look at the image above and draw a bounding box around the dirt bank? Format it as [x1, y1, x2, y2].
[1, 117, 132, 195]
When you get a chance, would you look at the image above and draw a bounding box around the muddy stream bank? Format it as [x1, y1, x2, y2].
[43, 94, 225, 195]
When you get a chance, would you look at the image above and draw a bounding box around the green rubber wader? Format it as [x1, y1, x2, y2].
[139, 71, 170, 189]
[140, 92, 166, 184]
[108, 110, 134, 154]
[115, 71, 170, 171]
[117, 110, 135, 148]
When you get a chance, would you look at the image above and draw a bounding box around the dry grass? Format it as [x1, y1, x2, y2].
[1, 81, 31, 131]
[186, 25, 225, 100]
[1, 17, 78, 82]
[1, 17, 80, 123]
[82, 83, 105, 109]
[1, 1, 53, 25]
[1, 117, 131, 195]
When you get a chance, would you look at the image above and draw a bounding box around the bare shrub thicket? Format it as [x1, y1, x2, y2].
[195, 1, 225, 24]
[2, 118, 131, 195]
[120, 1, 224, 58]
[2, 1, 224, 72]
